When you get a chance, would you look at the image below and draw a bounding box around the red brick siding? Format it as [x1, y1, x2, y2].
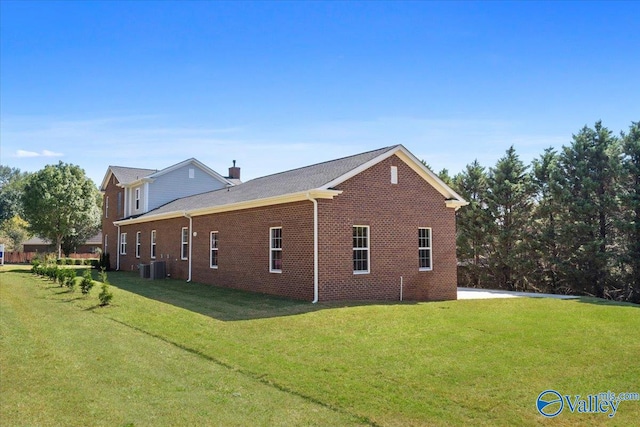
[118, 217, 190, 278]
[102, 174, 125, 269]
[191, 202, 314, 300]
[317, 155, 458, 301]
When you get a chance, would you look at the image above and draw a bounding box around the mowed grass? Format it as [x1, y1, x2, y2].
[1, 265, 639, 426]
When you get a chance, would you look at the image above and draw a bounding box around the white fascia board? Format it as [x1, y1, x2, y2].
[319, 146, 400, 190]
[189, 189, 342, 217]
[113, 189, 342, 226]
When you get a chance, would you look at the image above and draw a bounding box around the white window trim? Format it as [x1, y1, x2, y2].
[419, 227, 433, 271]
[269, 227, 282, 273]
[181, 227, 189, 260]
[353, 225, 370, 274]
[135, 188, 141, 211]
[150, 230, 156, 259]
[210, 231, 219, 269]
[391, 166, 398, 184]
[135, 231, 141, 258]
[120, 232, 127, 255]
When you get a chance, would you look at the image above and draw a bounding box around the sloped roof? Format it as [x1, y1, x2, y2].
[23, 232, 103, 246]
[100, 166, 157, 190]
[140, 146, 398, 216]
[114, 145, 467, 226]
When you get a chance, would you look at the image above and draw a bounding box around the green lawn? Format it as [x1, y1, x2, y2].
[1, 265, 639, 426]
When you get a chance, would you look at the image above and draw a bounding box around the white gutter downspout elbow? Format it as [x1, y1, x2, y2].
[116, 224, 121, 271]
[306, 193, 319, 304]
[184, 212, 192, 282]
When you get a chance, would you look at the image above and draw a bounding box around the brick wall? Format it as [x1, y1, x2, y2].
[317, 154, 458, 301]
[102, 174, 124, 269]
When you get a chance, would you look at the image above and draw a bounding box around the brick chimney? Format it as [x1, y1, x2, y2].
[228, 160, 240, 180]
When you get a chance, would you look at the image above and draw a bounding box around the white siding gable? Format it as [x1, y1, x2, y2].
[147, 162, 227, 211]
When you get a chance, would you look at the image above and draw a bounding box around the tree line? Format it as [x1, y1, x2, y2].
[445, 121, 639, 303]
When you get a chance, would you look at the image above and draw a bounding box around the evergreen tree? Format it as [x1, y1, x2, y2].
[620, 121, 640, 302]
[554, 122, 621, 298]
[485, 146, 533, 291]
[453, 160, 490, 287]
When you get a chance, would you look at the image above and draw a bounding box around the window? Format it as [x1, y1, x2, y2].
[135, 231, 141, 258]
[269, 227, 282, 273]
[104, 234, 108, 253]
[117, 192, 123, 216]
[189, 168, 195, 179]
[419, 228, 432, 271]
[353, 226, 370, 274]
[181, 227, 189, 260]
[150, 230, 156, 259]
[105, 196, 109, 218]
[135, 188, 140, 210]
[120, 233, 127, 255]
[210, 231, 218, 268]
[391, 166, 398, 184]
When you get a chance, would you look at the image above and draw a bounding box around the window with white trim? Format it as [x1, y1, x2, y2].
[150, 230, 156, 259]
[419, 228, 432, 271]
[120, 233, 127, 255]
[353, 226, 370, 274]
[105, 196, 109, 218]
[135, 188, 141, 210]
[181, 227, 189, 260]
[391, 166, 398, 184]
[104, 234, 108, 253]
[210, 231, 218, 269]
[135, 231, 141, 258]
[269, 227, 282, 273]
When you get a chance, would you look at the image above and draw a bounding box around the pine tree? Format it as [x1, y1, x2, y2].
[554, 122, 622, 298]
[620, 121, 640, 302]
[485, 146, 534, 291]
[453, 160, 490, 287]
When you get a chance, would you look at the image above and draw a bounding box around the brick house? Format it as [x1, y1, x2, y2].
[101, 145, 467, 302]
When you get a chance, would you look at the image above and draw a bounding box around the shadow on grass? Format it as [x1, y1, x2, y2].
[575, 297, 639, 308]
[107, 271, 413, 321]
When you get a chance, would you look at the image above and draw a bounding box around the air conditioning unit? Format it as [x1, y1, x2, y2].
[139, 264, 150, 279]
[150, 261, 166, 280]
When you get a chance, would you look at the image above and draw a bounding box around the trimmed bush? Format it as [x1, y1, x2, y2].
[64, 269, 77, 290]
[74, 259, 83, 265]
[97, 268, 113, 306]
[80, 269, 94, 295]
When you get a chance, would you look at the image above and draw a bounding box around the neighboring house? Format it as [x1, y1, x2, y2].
[101, 145, 467, 302]
[22, 232, 103, 254]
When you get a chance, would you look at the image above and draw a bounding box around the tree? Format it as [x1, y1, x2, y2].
[620, 121, 640, 302]
[453, 160, 491, 287]
[22, 162, 101, 258]
[0, 166, 29, 224]
[485, 146, 534, 291]
[553, 122, 622, 298]
[0, 215, 31, 251]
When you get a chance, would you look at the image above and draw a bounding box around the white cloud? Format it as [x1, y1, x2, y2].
[15, 149, 63, 158]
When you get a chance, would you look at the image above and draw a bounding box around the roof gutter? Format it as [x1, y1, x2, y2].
[306, 193, 319, 304]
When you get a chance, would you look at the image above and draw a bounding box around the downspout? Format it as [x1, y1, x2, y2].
[184, 212, 192, 282]
[306, 193, 319, 303]
[116, 224, 121, 271]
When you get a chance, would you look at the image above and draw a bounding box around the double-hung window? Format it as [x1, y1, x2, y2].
[135, 231, 141, 258]
[353, 226, 370, 274]
[150, 230, 156, 259]
[120, 233, 127, 255]
[135, 188, 141, 210]
[181, 227, 189, 260]
[269, 227, 282, 273]
[210, 231, 219, 269]
[419, 228, 432, 271]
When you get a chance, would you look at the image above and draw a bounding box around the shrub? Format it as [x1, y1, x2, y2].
[65, 258, 74, 265]
[74, 259, 83, 265]
[99, 252, 111, 271]
[56, 258, 63, 265]
[56, 268, 66, 286]
[80, 269, 94, 295]
[97, 268, 113, 306]
[90, 259, 100, 269]
[64, 269, 77, 290]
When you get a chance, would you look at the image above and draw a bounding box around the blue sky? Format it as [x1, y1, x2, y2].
[1, 1, 639, 185]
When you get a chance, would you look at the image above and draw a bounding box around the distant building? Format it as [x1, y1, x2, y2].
[22, 232, 103, 254]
